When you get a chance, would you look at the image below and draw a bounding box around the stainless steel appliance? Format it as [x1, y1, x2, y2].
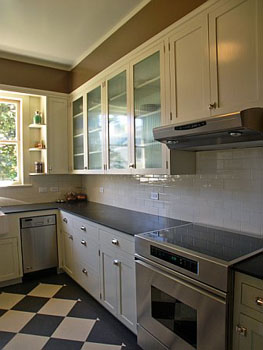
[21, 215, 58, 274]
[153, 108, 263, 151]
[135, 223, 263, 350]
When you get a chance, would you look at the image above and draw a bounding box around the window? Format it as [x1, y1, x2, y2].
[0, 98, 21, 185]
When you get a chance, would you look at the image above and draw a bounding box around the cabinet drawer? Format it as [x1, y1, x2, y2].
[60, 212, 74, 233]
[73, 218, 99, 241]
[241, 283, 263, 314]
[75, 262, 100, 300]
[73, 232, 99, 272]
[99, 229, 135, 255]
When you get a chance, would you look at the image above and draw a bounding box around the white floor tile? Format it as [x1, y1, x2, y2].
[0, 293, 25, 310]
[3, 333, 49, 350]
[52, 317, 96, 341]
[0, 310, 35, 332]
[28, 283, 62, 298]
[38, 298, 77, 316]
[82, 343, 122, 350]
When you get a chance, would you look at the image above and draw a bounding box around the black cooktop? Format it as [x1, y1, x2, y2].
[141, 223, 263, 262]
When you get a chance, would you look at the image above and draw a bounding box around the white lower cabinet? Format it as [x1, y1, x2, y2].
[60, 213, 137, 333]
[0, 238, 20, 282]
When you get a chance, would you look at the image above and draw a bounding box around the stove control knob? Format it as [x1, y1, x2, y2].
[256, 297, 263, 306]
[236, 325, 247, 337]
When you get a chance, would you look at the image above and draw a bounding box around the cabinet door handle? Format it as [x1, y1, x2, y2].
[208, 102, 217, 110]
[236, 325, 247, 337]
[69, 234, 73, 240]
[80, 226, 86, 232]
[113, 259, 119, 266]
[112, 239, 119, 246]
[82, 268, 88, 275]
[63, 218, 68, 223]
[129, 163, 135, 168]
[81, 240, 87, 246]
[256, 297, 263, 306]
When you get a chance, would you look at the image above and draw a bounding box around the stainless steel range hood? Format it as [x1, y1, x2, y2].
[153, 108, 263, 151]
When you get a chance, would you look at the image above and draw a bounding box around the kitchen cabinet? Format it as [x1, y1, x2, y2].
[71, 96, 85, 172]
[233, 272, 263, 350]
[61, 230, 74, 277]
[100, 228, 136, 333]
[130, 44, 168, 175]
[209, 0, 263, 116]
[0, 238, 20, 282]
[169, 13, 210, 123]
[46, 96, 69, 174]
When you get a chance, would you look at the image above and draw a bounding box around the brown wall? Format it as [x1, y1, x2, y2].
[70, 0, 207, 92]
[0, 57, 70, 93]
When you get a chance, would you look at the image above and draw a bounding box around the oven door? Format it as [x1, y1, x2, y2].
[136, 259, 227, 350]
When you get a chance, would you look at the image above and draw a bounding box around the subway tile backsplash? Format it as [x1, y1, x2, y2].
[82, 148, 263, 237]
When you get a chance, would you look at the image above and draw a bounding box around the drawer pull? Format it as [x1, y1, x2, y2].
[112, 239, 119, 246]
[256, 297, 263, 306]
[81, 240, 87, 246]
[80, 226, 86, 232]
[63, 218, 68, 223]
[82, 268, 88, 275]
[113, 259, 119, 266]
[236, 325, 247, 337]
[69, 234, 73, 240]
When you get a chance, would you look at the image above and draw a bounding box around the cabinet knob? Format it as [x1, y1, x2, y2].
[113, 260, 119, 266]
[112, 239, 119, 246]
[82, 268, 88, 275]
[69, 234, 73, 240]
[49, 167, 52, 171]
[256, 297, 263, 306]
[84, 166, 88, 170]
[80, 226, 86, 232]
[81, 240, 87, 246]
[236, 325, 247, 337]
[63, 218, 68, 223]
[129, 163, 135, 168]
[208, 102, 217, 110]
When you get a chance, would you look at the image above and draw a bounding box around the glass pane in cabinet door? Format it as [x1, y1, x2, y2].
[134, 51, 162, 169]
[87, 87, 103, 170]
[108, 71, 128, 169]
[72, 97, 84, 170]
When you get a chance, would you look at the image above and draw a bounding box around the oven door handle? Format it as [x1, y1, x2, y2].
[135, 256, 226, 302]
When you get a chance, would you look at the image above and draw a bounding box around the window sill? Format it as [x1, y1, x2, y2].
[0, 184, 32, 188]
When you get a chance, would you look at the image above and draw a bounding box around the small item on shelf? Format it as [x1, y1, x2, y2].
[34, 140, 45, 149]
[76, 193, 87, 201]
[56, 199, 66, 203]
[65, 192, 77, 202]
[33, 111, 42, 124]
[34, 161, 44, 173]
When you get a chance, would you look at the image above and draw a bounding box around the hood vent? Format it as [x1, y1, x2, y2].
[153, 108, 263, 151]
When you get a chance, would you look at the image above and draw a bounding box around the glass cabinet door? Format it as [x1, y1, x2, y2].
[107, 70, 129, 170]
[133, 51, 163, 170]
[87, 86, 103, 170]
[72, 97, 84, 170]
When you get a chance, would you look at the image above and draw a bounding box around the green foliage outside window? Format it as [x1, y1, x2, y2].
[0, 102, 18, 182]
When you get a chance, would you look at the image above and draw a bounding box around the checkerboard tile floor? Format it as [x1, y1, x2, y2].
[0, 273, 141, 350]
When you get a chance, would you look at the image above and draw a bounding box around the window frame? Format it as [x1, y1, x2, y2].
[0, 98, 21, 185]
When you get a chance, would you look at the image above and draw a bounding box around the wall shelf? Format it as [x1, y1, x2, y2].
[29, 124, 46, 129]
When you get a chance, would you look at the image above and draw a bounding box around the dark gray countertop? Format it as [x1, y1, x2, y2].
[233, 253, 263, 280]
[1, 201, 188, 236]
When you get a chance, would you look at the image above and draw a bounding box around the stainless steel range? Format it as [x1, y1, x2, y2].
[135, 223, 263, 350]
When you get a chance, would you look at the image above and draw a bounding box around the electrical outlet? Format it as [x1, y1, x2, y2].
[150, 192, 159, 200]
[50, 187, 59, 192]
[99, 187, 104, 193]
[39, 187, 48, 193]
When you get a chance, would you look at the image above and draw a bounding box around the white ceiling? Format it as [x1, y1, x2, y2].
[0, 0, 149, 70]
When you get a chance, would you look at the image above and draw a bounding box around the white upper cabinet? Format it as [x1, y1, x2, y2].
[105, 67, 131, 174]
[209, 0, 263, 115]
[46, 97, 69, 174]
[130, 44, 168, 175]
[71, 96, 85, 172]
[169, 13, 210, 123]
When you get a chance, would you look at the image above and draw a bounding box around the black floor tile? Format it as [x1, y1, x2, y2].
[12, 295, 49, 313]
[20, 314, 64, 337]
[0, 331, 16, 350]
[0, 310, 6, 317]
[53, 285, 84, 300]
[86, 319, 127, 345]
[67, 300, 98, 319]
[0, 280, 38, 295]
[43, 338, 84, 350]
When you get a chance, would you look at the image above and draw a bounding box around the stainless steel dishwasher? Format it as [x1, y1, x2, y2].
[21, 215, 58, 274]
